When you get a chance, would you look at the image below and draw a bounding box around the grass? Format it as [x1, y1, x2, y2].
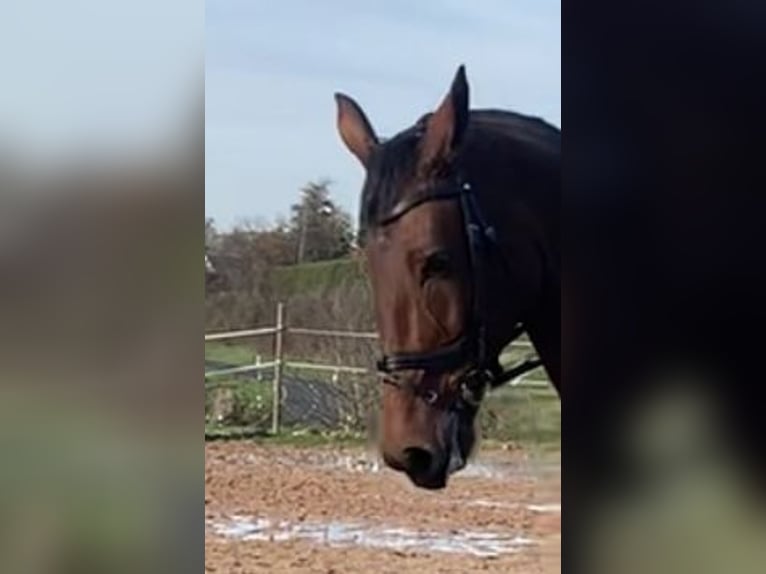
[271, 258, 365, 297]
[204, 424, 368, 446]
[205, 341, 269, 366]
[480, 384, 560, 449]
[204, 382, 560, 450]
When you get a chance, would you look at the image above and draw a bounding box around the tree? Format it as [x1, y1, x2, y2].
[212, 219, 294, 291]
[289, 179, 353, 263]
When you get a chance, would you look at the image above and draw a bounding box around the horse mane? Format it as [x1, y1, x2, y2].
[468, 109, 560, 161]
[359, 109, 559, 237]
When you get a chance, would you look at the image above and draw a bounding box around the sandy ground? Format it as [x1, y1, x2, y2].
[205, 441, 560, 573]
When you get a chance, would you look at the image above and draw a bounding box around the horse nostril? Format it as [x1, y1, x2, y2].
[403, 447, 434, 476]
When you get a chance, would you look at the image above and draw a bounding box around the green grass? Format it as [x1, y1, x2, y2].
[205, 341, 269, 366]
[204, 381, 560, 449]
[204, 424, 368, 446]
[480, 384, 560, 449]
[271, 258, 365, 297]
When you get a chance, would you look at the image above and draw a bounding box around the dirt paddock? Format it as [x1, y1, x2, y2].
[205, 441, 560, 573]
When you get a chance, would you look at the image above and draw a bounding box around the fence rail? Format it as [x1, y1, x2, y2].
[205, 301, 548, 433]
[287, 327, 379, 340]
[284, 361, 371, 375]
[204, 361, 278, 379]
[205, 326, 280, 341]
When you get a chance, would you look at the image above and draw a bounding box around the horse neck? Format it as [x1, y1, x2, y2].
[480, 203, 561, 394]
[475, 177, 560, 394]
[460, 136, 560, 393]
[526, 274, 561, 394]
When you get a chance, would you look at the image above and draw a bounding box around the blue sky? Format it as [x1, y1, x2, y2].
[207, 0, 560, 231]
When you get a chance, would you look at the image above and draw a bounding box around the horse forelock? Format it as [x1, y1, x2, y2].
[359, 124, 423, 235]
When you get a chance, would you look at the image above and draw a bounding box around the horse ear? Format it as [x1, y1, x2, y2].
[334, 93, 379, 168]
[419, 65, 470, 171]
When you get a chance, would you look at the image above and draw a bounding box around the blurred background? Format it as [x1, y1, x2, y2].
[0, 1, 203, 573]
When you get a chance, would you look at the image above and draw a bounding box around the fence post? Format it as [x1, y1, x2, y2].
[271, 302, 285, 434]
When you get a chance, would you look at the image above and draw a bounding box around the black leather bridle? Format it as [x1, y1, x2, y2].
[373, 174, 543, 410]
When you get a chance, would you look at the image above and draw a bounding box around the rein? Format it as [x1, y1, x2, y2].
[374, 175, 543, 409]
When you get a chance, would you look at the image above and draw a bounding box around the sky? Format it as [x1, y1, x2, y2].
[205, 0, 560, 231]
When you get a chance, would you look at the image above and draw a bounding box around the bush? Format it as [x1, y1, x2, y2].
[205, 380, 273, 429]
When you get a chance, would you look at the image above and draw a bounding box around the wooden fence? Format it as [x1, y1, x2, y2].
[205, 302, 547, 433]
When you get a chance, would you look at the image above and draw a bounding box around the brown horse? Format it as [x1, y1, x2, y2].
[334, 66, 560, 489]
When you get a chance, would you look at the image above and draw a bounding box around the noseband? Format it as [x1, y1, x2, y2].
[374, 175, 542, 409]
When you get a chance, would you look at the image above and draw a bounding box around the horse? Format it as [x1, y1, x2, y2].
[334, 65, 560, 489]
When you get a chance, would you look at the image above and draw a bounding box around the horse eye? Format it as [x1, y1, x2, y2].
[422, 251, 451, 280]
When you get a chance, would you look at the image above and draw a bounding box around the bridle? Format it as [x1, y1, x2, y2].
[373, 173, 543, 410]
